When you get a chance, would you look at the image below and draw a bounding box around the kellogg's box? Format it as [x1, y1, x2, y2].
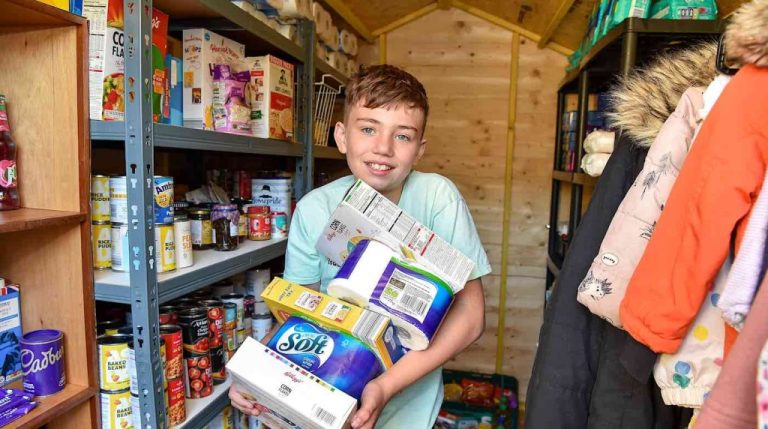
[245, 55, 294, 141]
[84, 0, 124, 121]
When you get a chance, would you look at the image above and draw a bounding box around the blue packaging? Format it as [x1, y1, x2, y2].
[0, 286, 22, 388]
[268, 317, 383, 400]
[163, 55, 183, 126]
[153, 176, 174, 225]
[587, 111, 605, 128]
[69, 0, 82, 15]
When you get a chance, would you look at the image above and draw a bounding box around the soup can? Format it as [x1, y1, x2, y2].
[153, 176, 175, 224]
[270, 211, 288, 238]
[220, 294, 245, 330]
[92, 222, 112, 270]
[100, 389, 132, 429]
[154, 223, 176, 273]
[20, 329, 65, 396]
[184, 351, 213, 399]
[251, 314, 273, 342]
[189, 208, 213, 250]
[174, 214, 194, 269]
[109, 176, 128, 224]
[178, 308, 209, 354]
[110, 222, 129, 272]
[160, 325, 183, 380]
[98, 334, 131, 391]
[159, 306, 178, 325]
[91, 175, 111, 222]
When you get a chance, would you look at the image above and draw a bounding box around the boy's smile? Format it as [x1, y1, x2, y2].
[334, 102, 427, 203]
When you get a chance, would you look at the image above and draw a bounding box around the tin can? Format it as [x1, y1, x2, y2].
[243, 295, 255, 338]
[270, 211, 288, 238]
[184, 351, 213, 399]
[159, 305, 179, 325]
[251, 177, 292, 223]
[131, 394, 141, 429]
[252, 300, 269, 317]
[172, 297, 198, 310]
[210, 405, 236, 429]
[209, 343, 226, 383]
[98, 318, 123, 336]
[190, 209, 214, 250]
[167, 376, 187, 425]
[220, 294, 245, 330]
[100, 389, 132, 429]
[92, 222, 112, 270]
[110, 222, 129, 272]
[211, 204, 240, 251]
[91, 175, 111, 222]
[127, 338, 167, 396]
[154, 223, 176, 273]
[153, 176, 175, 224]
[98, 334, 131, 391]
[174, 214, 194, 269]
[245, 268, 270, 298]
[109, 176, 128, 224]
[247, 206, 271, 241]
[200, 300, 226, 382]
[223, 302, 237, 354]
[20, 329, 65, 397]
[178, 308, 210, 354]
[251, 314, 273, 341]
[236, 329, 247, 347]
[160, 325, 183, 380]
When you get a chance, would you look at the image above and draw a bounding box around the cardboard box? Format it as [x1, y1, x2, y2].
[0, 284, 22, 387]
[182, 29, 246, 129]
[163, 55, 183, 126]
[84, 0, 124, 121]
[226, 337, 357, 429]
[316, 180, 476, 293]
[245, 55, 295, 140]
[262, 277, 404, 369]
[152, 9, 169, 123]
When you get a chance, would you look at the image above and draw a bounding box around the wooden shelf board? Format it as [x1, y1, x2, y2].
[573, 172, 599, 187]
[552, 170, 574, 183]
[0, 208, 85, 234]
[14, 384, 96, 429]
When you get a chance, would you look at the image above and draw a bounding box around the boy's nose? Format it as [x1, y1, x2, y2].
[372, 136, 395, 156]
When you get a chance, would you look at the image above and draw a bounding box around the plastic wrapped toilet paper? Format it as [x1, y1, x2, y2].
[268, 316, 382, 400]
[251, 0, 284, 17]
[322, 25, 340, 51]
[581, 153, 611, 177]
[339, 29, 358, 56]
[312, 2, 332, 38]
[328, 239, 455, 351]
[278, 0, 311, 19]
[583, 130, 615, 154]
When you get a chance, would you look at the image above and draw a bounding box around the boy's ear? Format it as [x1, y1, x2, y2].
[334, 122, 348, 154]
[415, 138, 428, 164]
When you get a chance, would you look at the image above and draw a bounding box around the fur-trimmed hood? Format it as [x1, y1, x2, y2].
[726, 0, 768, 67]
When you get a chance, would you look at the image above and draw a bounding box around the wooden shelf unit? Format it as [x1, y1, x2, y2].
[0, 0, 97, 427]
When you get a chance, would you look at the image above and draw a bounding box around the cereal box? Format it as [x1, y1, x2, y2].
[151, 8, 169, 123]
[84, 0, 124, 121]
[245, 55, 294, 140]
[182, 29, 246, 129]
[262, 277, 404, 369]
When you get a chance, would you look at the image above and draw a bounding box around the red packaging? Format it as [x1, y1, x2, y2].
[184, 351, 213, 399]
[159, 305, 178, 325]
[238, 171, 251, 200]
[160, 325, 183, 380]
[167, 376, 187, 425]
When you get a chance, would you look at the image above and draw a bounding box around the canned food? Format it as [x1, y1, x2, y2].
[131, 393, 141, 429]
[172, 297, 198, 309]
[178, 308, 210, 354]
[253, 300, 269, 317]
[160, 325, 183, 380]
[251, 314, 273, 341]
[100, 389, 132, 429]
[211, 204, 240, 251]
[110, 222, 129, 272]
[251, 177, 292, 223]
[109, 176, 128, 224]
[153, 176, 175, 224]
[236, 329, 246, 347]
[127, 338, 167, 396]
[190, 209, 213, 250]
[154, 223, 176, 273]
[271, 211, 288, 238]
[184, 351, 213, 399]
[92, 222, 112, 270]
[91, 175, 111, 222]
[210, 346, 226, 384]
[167, 376, 187, 425]
[247, 206, 271, 241]
[174, 215, 194, 269]
[220, 294, 245, 330]
[243, 295, 255, 338]
[159, 305, 178, 325]
[200, 300, 224, 349]
[98, 334, 131, 391]
[97, 318, 123, 336]
[245, 268, 270, 298]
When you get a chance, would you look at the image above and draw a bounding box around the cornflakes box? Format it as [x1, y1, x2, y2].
[245, 55, 294, 141]
[151, 8, 169, 123]
[84, 0, 124, 121]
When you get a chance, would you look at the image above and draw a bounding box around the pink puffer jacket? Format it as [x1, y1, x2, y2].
[577, 87, 704, 327]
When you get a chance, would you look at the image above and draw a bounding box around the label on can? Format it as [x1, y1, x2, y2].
[191, 218, 213, 247]
[92, 175, 111, 222]
[179, 310, 210, 354]
[271, 212, 288, 238]
[221, 294, 245, 330]
[251, 315, 273, 342]
[111, 223, 129, 272]
[154, 176, 175, 224]
[183, 351, 213, 399]
[109, 176, 128, 224]
[236, 329, 247, 347]
[210, 345, 226, 383]
[167, 376, 187, 425]
[174, 219, 194, 269]
[154, 224, 176, 273]
[99, 337, 130, 391]
[160, 326, 183, 380]
[127, 346, 137, 396]
[92, 223, 112, 270]
[100, 389, 132, 429]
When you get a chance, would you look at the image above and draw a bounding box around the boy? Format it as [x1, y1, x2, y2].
[229, 65, 491, 429]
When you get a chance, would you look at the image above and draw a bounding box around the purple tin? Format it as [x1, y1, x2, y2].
[20, 330, 65, 397]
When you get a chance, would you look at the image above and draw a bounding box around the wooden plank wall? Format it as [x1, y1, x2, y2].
[382, 8, 566, 396]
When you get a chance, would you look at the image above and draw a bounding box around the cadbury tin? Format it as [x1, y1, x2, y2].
[178, 308, 210, 354]
[220, 294, 244, 330]
[251, 314, 273, 342]
[189, 209, 213, 250]
[167, 375, 186, 425]
[154, 223, 176, 273]
[100, 389, 132, 429]
[160, 325, 183, 381]
[20, 329, 65, 396]
[270, 211, 287, 238]
[109, 176, 128, 224]
[174, 214, 194, 269]
[153, 176, 175, 224]
[98, 334, 131, 391]
[184, 351, 213, 399]
[91, 175, 111, 222]
[110, 222, 129, 272]
[92, 222, 112, 270]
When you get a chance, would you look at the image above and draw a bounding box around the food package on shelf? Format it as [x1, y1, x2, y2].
[84, 0, 125, 121]
[339, 29, 358, 56]
[244, 55, 295, 140]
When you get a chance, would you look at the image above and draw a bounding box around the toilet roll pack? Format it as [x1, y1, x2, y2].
[329, 239, 455, 351]
[262, 277, 405, 369]
[316, 179, 476, 293]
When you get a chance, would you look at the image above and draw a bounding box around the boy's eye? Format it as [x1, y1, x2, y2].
[395, 134, 412, 142]
[361, 127, 375, 135]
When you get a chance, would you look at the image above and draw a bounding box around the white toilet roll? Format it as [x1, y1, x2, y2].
[276, 23, 296, 40]
[328, 240, 455, 351]
[339, 29, 358, 56]
[278, 0, 311, 18]
[581, 153, 611, 177]
[583, 130, 616, 154]
[324, 25, 340, 51]
[345, 59, 358, 77]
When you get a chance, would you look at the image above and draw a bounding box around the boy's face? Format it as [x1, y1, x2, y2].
[334, 101, 427, 202]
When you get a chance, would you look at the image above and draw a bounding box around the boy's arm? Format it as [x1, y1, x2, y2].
[351, 277, 486, 429]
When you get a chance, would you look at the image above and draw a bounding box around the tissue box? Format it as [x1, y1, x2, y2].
[0, 285, 22, 387]
[226, 337, 357, 429]
[316, 180, 475, 293]
[262, 277, 404, 369]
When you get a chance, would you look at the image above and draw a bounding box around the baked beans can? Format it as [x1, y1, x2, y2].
[99, 334, 131, 391]
[91, 175, 111, 222]
[247, 206, 271, 241]
[220, 293, 244, 330]
[270, 211, 288, 238]
[159, 305, 178, 325]
[160, 325, 183, 380]
[190, 208, 214, 250]
[153, 176, 175, 224]
[183, 351, 213, 399]
[97, 318, 123, 336]
[92, 222, 112, 270]
[109, 176, 128, 224]
[174, 214, 194, 269]
[100, 389, 132, 429]
[178, 308, 210, 354]
[110, 222, 129, 272]
[251, 314, 273, 342]
[167, 376, 187, 425]
[154, 223, 176, 273]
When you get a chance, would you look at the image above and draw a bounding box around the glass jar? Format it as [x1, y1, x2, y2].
[211, 204, 239, 251]
[247, 206, 271, 241]
[189, 209, 213, 250]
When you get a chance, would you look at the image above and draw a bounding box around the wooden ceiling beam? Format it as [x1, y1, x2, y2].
[321, 0, 375, 43]
[371, 3, 439, 36]
[438, 0, 452, 10]
[537, 0, 577, 48]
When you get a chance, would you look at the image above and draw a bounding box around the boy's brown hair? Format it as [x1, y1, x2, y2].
[344, 64, 429, 130]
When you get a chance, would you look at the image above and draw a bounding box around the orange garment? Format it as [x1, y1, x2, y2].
[620, 65, 768, 354]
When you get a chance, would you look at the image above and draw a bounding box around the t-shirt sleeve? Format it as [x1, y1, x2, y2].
[431, 196, 492, 281]
[283, 202, 322, 285]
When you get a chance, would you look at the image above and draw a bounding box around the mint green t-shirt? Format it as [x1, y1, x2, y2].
[284, 171, 492, 429]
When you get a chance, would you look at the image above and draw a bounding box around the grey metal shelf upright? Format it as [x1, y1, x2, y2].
[96, 1, 348, 427]
[545, 18, 722, 298]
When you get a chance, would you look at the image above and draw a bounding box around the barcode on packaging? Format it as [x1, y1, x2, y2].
[351, 311, 387, 344]
[312, 404, 337, 426]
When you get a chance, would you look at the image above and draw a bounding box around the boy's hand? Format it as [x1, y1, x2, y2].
[351, 378, 391, 429]
[229, 385, 268, 416]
